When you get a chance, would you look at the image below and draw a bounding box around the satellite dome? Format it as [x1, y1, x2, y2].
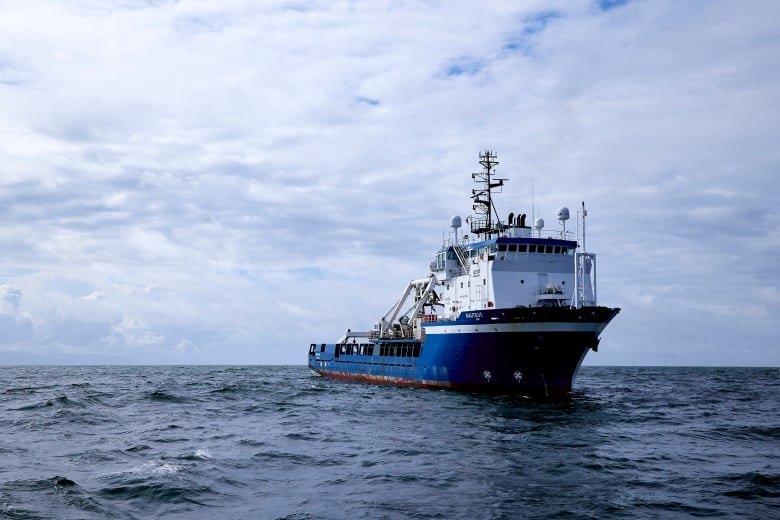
[557, 207, 570, 221]
[534, 218, 544, 230]
[450, 215, 462, 229]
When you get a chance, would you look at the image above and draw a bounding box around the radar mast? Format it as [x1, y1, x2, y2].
[470, 150, 506, 237]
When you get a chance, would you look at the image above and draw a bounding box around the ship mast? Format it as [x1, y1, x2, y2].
[470, 150, 506, 238]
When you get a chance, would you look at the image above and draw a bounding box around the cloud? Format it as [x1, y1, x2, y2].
[0, 284, 23, 312]
[0, 0, 777, 365]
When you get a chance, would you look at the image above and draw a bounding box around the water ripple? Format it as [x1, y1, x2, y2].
[0, 366, 776, 519]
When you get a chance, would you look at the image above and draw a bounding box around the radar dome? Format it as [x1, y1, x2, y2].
[450, 215, 462, 229]
[534, 218, 545, 230]
[557, 207, 570, 221]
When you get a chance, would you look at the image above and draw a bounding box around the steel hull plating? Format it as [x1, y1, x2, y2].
[309, 306, 619, 396]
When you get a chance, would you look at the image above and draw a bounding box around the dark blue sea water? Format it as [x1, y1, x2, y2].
[0, 366, 777, 519]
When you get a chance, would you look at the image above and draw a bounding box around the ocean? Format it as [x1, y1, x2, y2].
[0, 366, 777, 519]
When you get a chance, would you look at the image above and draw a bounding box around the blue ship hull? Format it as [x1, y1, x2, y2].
[308, 306, 620, 396]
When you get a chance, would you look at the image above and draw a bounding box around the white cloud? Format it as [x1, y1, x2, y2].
[0, 0, 777, 365]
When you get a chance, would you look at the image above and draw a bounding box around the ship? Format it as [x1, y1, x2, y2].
[308, 150, 620, 396]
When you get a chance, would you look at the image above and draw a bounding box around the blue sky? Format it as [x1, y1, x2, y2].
[0, 0, 778, 365]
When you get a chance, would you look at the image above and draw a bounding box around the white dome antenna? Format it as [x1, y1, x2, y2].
[534, 217, 544, 238]
[557, 206, 570, 235]
[451, 215, 462, 243]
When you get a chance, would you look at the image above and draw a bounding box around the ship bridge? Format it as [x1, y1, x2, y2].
[428, 151, 597, 317]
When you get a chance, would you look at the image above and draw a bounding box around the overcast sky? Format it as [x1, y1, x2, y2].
[0, 0, 777, 366]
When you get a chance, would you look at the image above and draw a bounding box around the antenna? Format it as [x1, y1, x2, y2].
[450, 215, 462, 244]
[581, 201, 587, 252]
[470, 150, 505, 237]
[557, 206, 570, 237]
[534, 217, 544, 238]
[531, 176, 535, 232]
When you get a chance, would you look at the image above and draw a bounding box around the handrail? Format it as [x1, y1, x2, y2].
[452, 245, 470, 273]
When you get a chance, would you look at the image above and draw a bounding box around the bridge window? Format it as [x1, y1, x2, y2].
[508, 244, 517, 252]
[528, 245, 536, 253]
[498, 244, 507, 252]
[519, 245, 527, 252]
[554, 246, 561, 254]
[546, 245, 554, 254]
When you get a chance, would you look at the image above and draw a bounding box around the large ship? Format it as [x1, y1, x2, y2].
[308, 150, 620, 396]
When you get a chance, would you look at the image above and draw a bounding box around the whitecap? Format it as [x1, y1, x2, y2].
[194, 448, 212, 460]
[133, 459, 183, 476]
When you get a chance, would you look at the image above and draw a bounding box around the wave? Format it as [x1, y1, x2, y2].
[12, 395, 74, 411]
[97, 481, 215, 506]
[721, 471, 780, 499]
[147, 390, 187, 403]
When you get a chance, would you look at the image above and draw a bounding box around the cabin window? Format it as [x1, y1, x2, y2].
[554, 246, 561, 254]
[521, 279, 525, 284]
[460, 282, 463, 288]
[546, 245, 554, 254]
[528, 245, 536, 253]
[483, 278, 486, 285]
[508, 244, 517, 252]
[498, 244, 507, 252]
[518, 244, 527, 253]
